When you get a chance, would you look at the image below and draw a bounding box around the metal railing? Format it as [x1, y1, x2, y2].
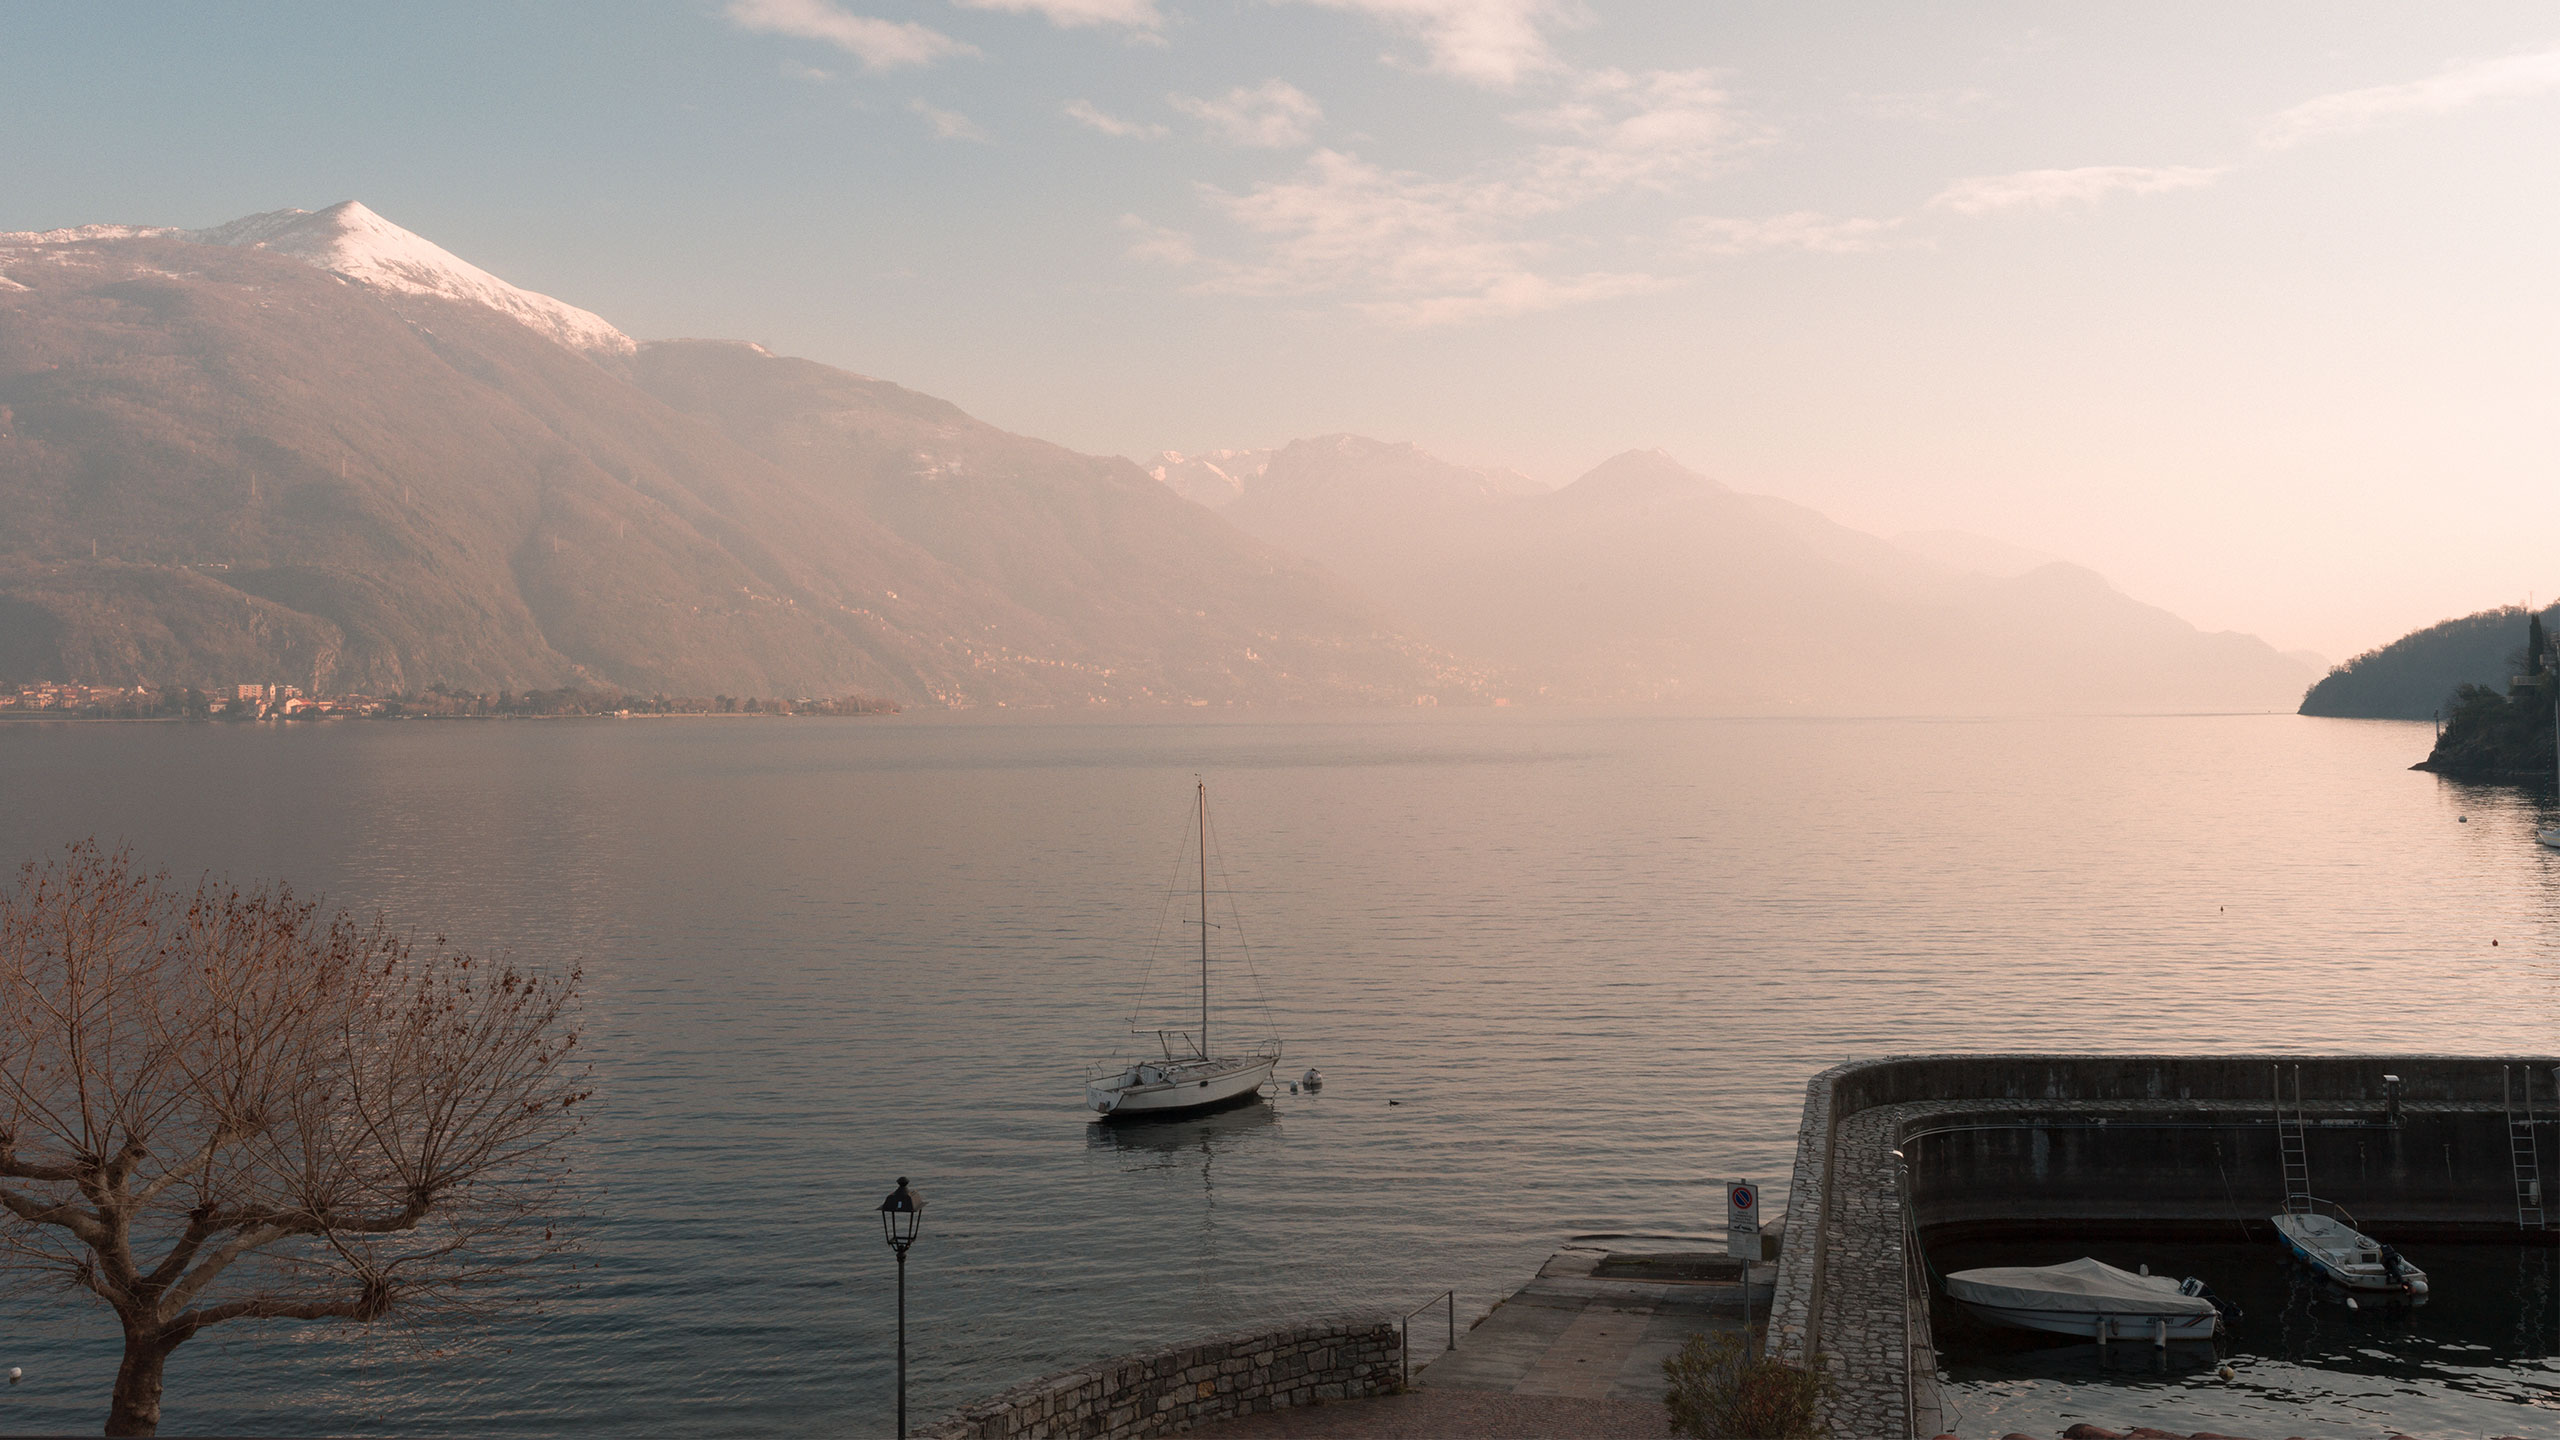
[1400, 1289, 1455, 1387]
[1892, 1151, 1932, 1439]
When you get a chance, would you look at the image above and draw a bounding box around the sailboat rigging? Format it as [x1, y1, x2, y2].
[1085, 782, 1281, 1120]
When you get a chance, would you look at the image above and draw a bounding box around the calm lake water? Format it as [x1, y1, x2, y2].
[0, 711, 2555, 1437]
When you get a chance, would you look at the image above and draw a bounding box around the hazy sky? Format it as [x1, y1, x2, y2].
[5, 3, 2557, 659]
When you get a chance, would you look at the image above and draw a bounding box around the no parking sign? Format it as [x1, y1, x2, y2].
[1725, 1179, 1760, 1259]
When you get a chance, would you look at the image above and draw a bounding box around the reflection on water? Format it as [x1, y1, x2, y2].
[1089, 1099, 1281, 1160]
[1934, 1237, 2560, 1436]
[0, 712, 2553, 1436]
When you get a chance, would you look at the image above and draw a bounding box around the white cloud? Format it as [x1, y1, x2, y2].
[1130, 66, 1756, 326]
[2258, 47, 2560, 149]
[1928, 164, 2224, 215]
[1120, 215, 1199, 265]
[910, 98, 991, 141]
[781, 59, 837, 82]
[1512, 68, 1753, 198]
[951, 0, 1163, 31]
[1356, 270, 1665, 326]
[1680, 211, 1899, 255]
[1183, 148, 1641, 325]
[1280, 0, 1585, 87]
[725, 0, 978, 70]
[1205, 149, 1505, 295]
[1067, 99, 1169, 139]
[1170, 80, 1324, 148]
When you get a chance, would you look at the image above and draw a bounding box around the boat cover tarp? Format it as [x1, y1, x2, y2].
[1944, 1257, 2215, 1317]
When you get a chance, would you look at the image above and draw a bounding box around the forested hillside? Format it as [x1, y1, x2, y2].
[2299, 605, 2558, 720]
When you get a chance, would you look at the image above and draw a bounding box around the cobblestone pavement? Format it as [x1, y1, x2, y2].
[1183, 1390, 1671, 1437]
[1817, 1103, 1922, 1439]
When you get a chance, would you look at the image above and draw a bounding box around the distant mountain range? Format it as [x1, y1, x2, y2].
[0, 204, 1477, 705]
[1213, 436, 2313, 713]
[2299, 604, 2559, 720]
[0, 201, 2312, 713]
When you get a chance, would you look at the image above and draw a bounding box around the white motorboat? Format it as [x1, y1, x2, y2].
[1085, 782, 1281, 1122]
[2271, 1211, 2427, 1296]
[1944, 1257, 2225, 1341]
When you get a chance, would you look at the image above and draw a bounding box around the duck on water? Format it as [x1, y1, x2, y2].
[1086, 782, 1281, 1121]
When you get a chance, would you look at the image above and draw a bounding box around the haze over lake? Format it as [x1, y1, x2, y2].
[0, 711, 2552, 1436]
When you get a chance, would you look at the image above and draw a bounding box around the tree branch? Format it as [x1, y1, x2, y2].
[159, 1222, 295, 1313]
[0, 1181, 108, 1247]
[174, 1287, 389, 1334]
[139, 1208, 220, 1291]
[131, 1129, 230, 1207]
[0, 1144, 87, 1185]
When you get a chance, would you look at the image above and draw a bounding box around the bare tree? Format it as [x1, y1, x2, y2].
[0, 841, 589, 1436]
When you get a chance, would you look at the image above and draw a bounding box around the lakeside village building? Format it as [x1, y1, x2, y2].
[223, 683, 373, 718]
[0, 682, 380, 719]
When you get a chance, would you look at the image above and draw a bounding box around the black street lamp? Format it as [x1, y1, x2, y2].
[879, 1177, 925, 1438]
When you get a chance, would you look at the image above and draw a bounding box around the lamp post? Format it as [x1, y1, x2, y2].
[879, 1177, 925, 1438]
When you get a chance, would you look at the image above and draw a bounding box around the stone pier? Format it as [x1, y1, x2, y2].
[1764, 1053, 2560, 1440]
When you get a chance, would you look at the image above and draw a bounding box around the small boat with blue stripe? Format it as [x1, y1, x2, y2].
[2271, 1208, 2427, 1297]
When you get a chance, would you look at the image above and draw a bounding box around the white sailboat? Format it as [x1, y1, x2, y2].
[1086, 783, 1280, 1120]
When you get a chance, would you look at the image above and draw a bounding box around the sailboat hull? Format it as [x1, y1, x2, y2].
[1090, 1057, 1277, 1120]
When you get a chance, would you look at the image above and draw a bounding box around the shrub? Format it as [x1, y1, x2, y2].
[1662, 1331, 1826, 1439]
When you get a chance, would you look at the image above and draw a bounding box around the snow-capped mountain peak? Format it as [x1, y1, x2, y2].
[185, 201, 634, 355]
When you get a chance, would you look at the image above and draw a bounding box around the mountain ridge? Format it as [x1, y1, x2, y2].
[1218, 440, 2314, 713]
[1, 200, 2312, 714]
[2, 200, 633, 355]
[0, 209, 1481, 706]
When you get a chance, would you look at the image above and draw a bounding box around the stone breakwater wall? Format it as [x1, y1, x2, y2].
[917, 1313, 1403, 1440]
[1767, 1053, 2560, 1440]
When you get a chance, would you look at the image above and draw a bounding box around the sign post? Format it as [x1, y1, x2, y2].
[1727, 1179, 1762, 1361]
[1725, 1180, 1760, 1259]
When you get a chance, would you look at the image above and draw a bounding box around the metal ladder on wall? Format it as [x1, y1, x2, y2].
[2275, 1065, 2313, 1214]
[2505, 1065, 2547, 1231]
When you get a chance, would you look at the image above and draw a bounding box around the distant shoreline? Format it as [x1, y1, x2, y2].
[0, 710, 898, 725]
[2408, 758, 2555, 782]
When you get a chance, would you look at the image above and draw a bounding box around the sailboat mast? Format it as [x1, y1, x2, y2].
[1198, 781, 1210, 1059]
